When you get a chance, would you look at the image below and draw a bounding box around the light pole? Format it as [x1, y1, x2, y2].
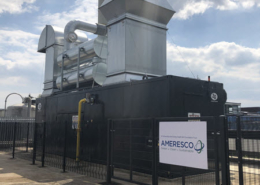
[4, 93, 24, 118]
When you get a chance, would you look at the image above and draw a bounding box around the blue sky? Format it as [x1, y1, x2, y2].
[0, 0, 260, 108]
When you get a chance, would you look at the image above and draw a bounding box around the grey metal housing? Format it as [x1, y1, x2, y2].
[100, 0, 175, 85]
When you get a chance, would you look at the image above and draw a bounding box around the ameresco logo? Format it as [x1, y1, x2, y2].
[161, 140, 205, 154]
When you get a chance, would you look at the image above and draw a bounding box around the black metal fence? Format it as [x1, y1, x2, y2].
[0, 118, 35, 160]
[32, 121, 107, 180]
[227, 115, 260, 185]
[2, 116, 260, 185]
[107, 117, 228, 185]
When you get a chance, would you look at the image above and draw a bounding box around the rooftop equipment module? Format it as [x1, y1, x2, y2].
[38, 0, 175, 96]
[36, 0, 227, 179]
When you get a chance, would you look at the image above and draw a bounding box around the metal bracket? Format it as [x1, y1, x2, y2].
[61, 54, 68, 91]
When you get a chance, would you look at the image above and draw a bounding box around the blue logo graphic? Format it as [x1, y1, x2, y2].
[161, 139, 205, 154]
[194, 140, 205, 154]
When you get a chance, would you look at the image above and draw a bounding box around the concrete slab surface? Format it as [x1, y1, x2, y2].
[0, 152, 134, 185]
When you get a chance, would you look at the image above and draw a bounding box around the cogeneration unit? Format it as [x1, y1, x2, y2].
[36, 0, 227, 181]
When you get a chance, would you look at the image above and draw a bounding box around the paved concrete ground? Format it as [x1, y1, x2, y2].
[0, 152, 130, 185]
[3, 151, 258, 185]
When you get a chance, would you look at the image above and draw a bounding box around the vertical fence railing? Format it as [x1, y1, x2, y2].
[30, 120, 107, 180]
[26, 122, 30, 152]
[221, 116, 230, 185]
[152, 118, 158, 185]
[12, 122, 17, 159]
[236, 116, 244, 185]
[107, 119, 112, 184]
[32, 122, 37, 165]
[0, 118, 35, 160]
[41, 122, 46, 167]
[106, 116, 227, 185]
[0, 119, 15, 153]
[214, 118, 220, 185]
[227, 115, 260, 185]
[62, 121, 67, 173]
[5, 116, 256, 185]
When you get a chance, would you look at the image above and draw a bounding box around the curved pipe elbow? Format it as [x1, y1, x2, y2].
[64, 20, 107, 50]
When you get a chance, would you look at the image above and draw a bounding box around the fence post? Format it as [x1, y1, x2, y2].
[32, 123, 37, 165]
[106, 119, 112, 184]
[214, 117, 220, 185]
[182, 168, 186, 185]
[62, 121, 67, 173]
[12, 122, 17, 159]
[152, 118, 158, 185]
[236, 116, 244, 185]
[220, 116, 230, 185]
[26, 122, 30, 152]
[130, 120, 133, 181]
[41, 122, 46, 167]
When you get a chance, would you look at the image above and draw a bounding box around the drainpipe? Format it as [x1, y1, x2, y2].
[76, 98, 87, 162]
[64, 20, 107, 50]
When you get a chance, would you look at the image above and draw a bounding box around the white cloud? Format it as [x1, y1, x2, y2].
[37, 0, 260, 25]
[167, 41, 260, 81]
[37, 0, 98, 29]
[0, 58, 14, 69]
[0, 0, 38, 14]
[0, 76, 28, 86]
[167, 41, 260, 106]
[0, 30, 38, 48]
[0, 29, 42, 68]
[0, 29, 45, 108]
[170, 0, 260, 19]
[174, 1, 214, 19]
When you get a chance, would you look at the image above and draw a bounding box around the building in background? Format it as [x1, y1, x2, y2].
[241, 107, 260, 115]
[0, 109, 4, 117]
[225, 102, 241, 115]
[5, 103, 36, 118]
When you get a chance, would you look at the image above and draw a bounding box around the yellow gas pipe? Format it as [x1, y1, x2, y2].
[76, 98, 87, 162]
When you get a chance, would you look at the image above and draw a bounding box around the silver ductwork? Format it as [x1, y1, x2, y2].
[38, 0, 175, 95]
[57, 36, 107, 69]
[64, 20, 107, 50]
[56, 61, 107, 89]
[38, 25, 88, 97]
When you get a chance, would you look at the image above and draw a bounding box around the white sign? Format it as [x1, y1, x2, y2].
[188, 113, 201, 118]
[188, 113, 201, 121]
[159, 121, 208, 170]
[72, 115, 78, 129]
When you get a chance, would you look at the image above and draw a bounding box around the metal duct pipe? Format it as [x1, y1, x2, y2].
[57, 36, 108, 69]
[64, 20, 107, 50]
[56, 62, 107, 89]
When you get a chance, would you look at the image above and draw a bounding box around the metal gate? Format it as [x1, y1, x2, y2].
[107, 116, 229, 185]
[227, 115, 260, 185]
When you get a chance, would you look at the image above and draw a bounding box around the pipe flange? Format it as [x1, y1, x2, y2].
[95, 24, 107, 36]
[67, 32, 78, 43]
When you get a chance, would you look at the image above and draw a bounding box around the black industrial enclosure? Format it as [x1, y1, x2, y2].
[34, 75, 227, 175]
[36, 75, 227, 122]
